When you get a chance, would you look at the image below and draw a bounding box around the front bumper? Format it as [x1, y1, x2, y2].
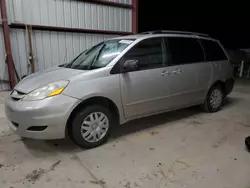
[5, 94, 79, 139]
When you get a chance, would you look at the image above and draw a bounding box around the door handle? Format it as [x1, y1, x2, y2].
[172, 69, 182, 74]
[161, 70, 170, 76]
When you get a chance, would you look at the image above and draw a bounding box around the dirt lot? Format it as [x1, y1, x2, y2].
[0, 82, 250, 188]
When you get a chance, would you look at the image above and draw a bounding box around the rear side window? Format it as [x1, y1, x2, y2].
[166, 37, 205, 65]
[201, 39, 228, 61]
[123, 37, 164, 70]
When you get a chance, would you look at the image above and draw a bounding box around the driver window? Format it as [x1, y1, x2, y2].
[123, 38, 165, 70]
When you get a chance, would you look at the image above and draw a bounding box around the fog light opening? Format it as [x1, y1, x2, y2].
[27, 126, 48, 132]
[11, 121, 19, 128]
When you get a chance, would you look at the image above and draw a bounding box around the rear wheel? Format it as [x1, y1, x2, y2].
[71, 105, 112, 149]
[203, 85, 224, 112]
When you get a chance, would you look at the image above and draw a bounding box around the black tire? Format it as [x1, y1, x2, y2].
[245, 136, 250, 152]
[203, 85, 224, 113]
[71, 105, 112, 149]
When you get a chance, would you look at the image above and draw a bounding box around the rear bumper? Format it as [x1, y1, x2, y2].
[225, 78, 235, 95]
[5, 94, 79, 139]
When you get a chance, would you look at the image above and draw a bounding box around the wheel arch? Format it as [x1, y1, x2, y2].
[208, 80, 226, 96]
[66, 96, 120, 137]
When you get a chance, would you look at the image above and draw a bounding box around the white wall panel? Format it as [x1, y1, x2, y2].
[48, 0, 57, 26]
[31, 31, 118, 71]
[0, 29, 10, 90]
[30, 0, 42, 26]
[32, 30, 45, 71]
[42, 31, 53, 69]
[10, 29, 29, 78]
[71, 1, 79, 28]
[56, 0, 65, 27]
[8, 0, 24, 24]
[9, 29, 118, 79]
[7, 0, 132, 32]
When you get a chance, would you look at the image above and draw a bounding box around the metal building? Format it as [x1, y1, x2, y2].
[0, 0, 138, 91]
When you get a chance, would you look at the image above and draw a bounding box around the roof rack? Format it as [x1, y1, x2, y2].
[139, 30, 210, 37]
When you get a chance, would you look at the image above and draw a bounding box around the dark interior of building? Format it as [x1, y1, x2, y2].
[138, 1, 250, 49]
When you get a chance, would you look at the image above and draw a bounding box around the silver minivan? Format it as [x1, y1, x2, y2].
[5, 31, 234, 148]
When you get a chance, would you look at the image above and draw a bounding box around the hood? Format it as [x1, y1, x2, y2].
[15, 67, 85, 93]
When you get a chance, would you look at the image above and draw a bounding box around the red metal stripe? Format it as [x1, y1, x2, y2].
[76, 0, 132, 9]
[10, 23, 133, 36]
[132, 0, 138, 34]
[0, 0, 16, 88]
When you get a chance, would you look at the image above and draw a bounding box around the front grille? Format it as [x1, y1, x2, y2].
[16, 90, 25, 95]
[11, 97, 21, 101]
[11, 90, 26, 101]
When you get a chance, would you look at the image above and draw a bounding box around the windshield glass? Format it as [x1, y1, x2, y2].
[64, 39, 134, 70]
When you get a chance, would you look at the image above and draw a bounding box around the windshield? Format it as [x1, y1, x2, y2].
[64, 39, 134, 70]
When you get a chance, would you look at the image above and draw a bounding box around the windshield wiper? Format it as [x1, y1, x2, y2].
[66, 50, 87, 68]
[88, 44, 106, 70]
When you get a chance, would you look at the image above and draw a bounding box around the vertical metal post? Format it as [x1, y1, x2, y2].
[247, 65, 250, 79]
[239, 60, 244, 78]
[132, 0, 138, 34]
[0, 0, 16, 88]
[27, 26, 35, 73]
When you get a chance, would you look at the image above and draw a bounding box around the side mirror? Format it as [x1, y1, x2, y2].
[122, 60, 139, 73]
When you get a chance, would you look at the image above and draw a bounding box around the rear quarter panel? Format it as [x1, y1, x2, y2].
[209, 60, 233, 90]
[208, 42, 233, 89]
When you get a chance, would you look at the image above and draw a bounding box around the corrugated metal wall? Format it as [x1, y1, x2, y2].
[10, 29, 118, 75]
[0, 28, 10, 90]
[6, 0, 132, 32]
[0, 0, 133, 90]
[0, 7, 9, 91]
[31, 31, 118, 71]
[0, 6, 10, 90]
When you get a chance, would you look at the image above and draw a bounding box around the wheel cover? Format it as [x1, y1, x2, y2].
[80, 112, 109, 143]
[210, 89, 222, 109]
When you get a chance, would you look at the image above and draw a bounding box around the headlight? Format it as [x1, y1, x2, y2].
[23, 80, 69, 101]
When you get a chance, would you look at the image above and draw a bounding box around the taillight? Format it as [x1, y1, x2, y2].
[230, 60, 236, 67]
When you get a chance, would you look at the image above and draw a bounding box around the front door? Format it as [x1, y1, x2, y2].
[119, 37, 169, 119]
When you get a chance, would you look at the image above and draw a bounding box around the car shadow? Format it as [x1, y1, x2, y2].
[22, 138, 82, 156]
[222, 96, 241, 109]
[22, 107, 202, 154]
[111, 96, 241, 139]
[22, 96, 240, 153]
[111, 106, 202, 140]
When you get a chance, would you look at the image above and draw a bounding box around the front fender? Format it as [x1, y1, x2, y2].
[63, 74, 125, 124]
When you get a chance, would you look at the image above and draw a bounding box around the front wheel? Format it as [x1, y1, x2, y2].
[71, 105, 112, 149]
[203, 85, 224, 113]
